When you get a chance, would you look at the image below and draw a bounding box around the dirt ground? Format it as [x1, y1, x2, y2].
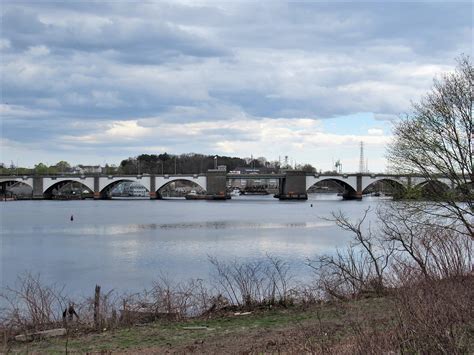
[5, 298, 391, 354]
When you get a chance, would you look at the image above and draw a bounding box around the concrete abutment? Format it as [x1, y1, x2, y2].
[278, 171, 308, 200]
[342, 174, 363, 200]
[205, 170, 228, 199]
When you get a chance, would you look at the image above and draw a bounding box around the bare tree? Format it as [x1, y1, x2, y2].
[208, 255, 295, 307]
[308, 209, 393, 299]
[0, 273, 67, 334]
[378, 203, 472, 281]
[387, 55, 473, 237]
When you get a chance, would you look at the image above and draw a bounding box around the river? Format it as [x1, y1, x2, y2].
[0, 194, 390, 297]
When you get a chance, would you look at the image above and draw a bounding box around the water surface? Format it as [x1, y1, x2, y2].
[1, 194, 386, 297]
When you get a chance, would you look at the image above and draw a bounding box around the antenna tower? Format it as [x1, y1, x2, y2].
[359, 141, 365, 173]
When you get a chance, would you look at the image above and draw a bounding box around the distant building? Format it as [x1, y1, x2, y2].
[128, 182, 148, 197]
[227, 167, 278, 189]
[234, 167, 260, 174]
[72, 165, 104, 174]
[111, 181, 148, 196]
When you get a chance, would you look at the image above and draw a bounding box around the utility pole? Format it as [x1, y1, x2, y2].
[359, 141, 365, 173]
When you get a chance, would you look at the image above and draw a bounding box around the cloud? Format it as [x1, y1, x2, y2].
[374, 113, 399, 122]
[25, 45, 50, 57]
[0, 1, 471, 170]
[0, 104, 49, 120]
[57, 116, 390, 158]
[0, 39, 11, 50]
[368, 128, 384, 136]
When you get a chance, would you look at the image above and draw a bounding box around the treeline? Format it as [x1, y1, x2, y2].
[0, 161, 72, 175]
[0, 154, 317, 175]
[120, 153, 266, 174]
[119, 153, 314, 174]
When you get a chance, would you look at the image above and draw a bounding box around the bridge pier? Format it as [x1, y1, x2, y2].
[342, 174, 362, 200]
[205, 169, 228, 199]
[149, 175, 156, 199]
[33, 177, 44, 199]
[277, 171, 308, 200]
[93, 176, 101, 199]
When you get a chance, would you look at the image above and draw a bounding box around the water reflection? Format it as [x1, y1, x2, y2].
[1, 195, 384, 295]
[2, 220, 334, 236]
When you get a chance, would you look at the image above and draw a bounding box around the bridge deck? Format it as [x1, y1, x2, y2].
[227, 174, 285, 179]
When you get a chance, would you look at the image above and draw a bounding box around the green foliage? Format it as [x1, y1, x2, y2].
[54, 161, 71, 172]
[117, 153, 281, 175]
[394, 186, 422, 200]
[1, 154, 314, 176]
[34, 163, 49, 174]
[299, 164, 316, 173]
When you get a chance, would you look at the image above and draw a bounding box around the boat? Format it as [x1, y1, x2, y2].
[185, 194, 208, 200]
[185, 190, 230, 200]
[230, 188, 241, 196]
[185, 190, 205, 200]
[240, 187, 269, 195]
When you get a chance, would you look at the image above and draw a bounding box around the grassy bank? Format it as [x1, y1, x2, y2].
[6, 297, 391, 354]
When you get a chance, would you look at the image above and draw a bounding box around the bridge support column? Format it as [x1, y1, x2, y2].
[32, 177, 44, 199]
[149, 175, 156, 199]
[93, 176, 100, 199]
[343, 174, 362, 200]
[206, 170, 228, 200]
[356, 174, 363, 199]
[407, 176, 412, 189]
[278, 171, 307, 200]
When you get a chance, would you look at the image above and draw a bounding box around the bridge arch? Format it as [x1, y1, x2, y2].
[415, 179, 451, 198]
[155, 177, 207, 194]
[100, 179, 149, 199]
[44, 180, 94, 199]
[0, 179, 33, 190]
[306, 177, 357, 196]
[156, 178, 207, 198]
[361, 178, 406, 195]
[0, 179, 34, 198]
[43, 177, 94, 193]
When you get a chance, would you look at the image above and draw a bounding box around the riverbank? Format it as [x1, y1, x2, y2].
[5, 296, 391, 353]
[6, 274, 473, 354]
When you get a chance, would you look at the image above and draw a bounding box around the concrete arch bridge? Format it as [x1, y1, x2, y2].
[0, 170, 465, 200]
[303, 173, 456, 200]
[0, 174, 208, 199]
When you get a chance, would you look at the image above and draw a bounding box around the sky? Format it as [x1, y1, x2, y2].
[0, 1, 472, 172]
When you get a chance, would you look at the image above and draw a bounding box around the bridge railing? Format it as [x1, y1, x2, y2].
[0, 173, 208, 178]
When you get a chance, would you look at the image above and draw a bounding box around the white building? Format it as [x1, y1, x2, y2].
[128, 182, 148, 197]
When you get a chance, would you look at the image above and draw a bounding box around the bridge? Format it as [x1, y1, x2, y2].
[0, 170, 460, 200]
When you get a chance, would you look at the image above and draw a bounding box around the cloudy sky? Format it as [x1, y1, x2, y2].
[1, 1, 471, 171]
